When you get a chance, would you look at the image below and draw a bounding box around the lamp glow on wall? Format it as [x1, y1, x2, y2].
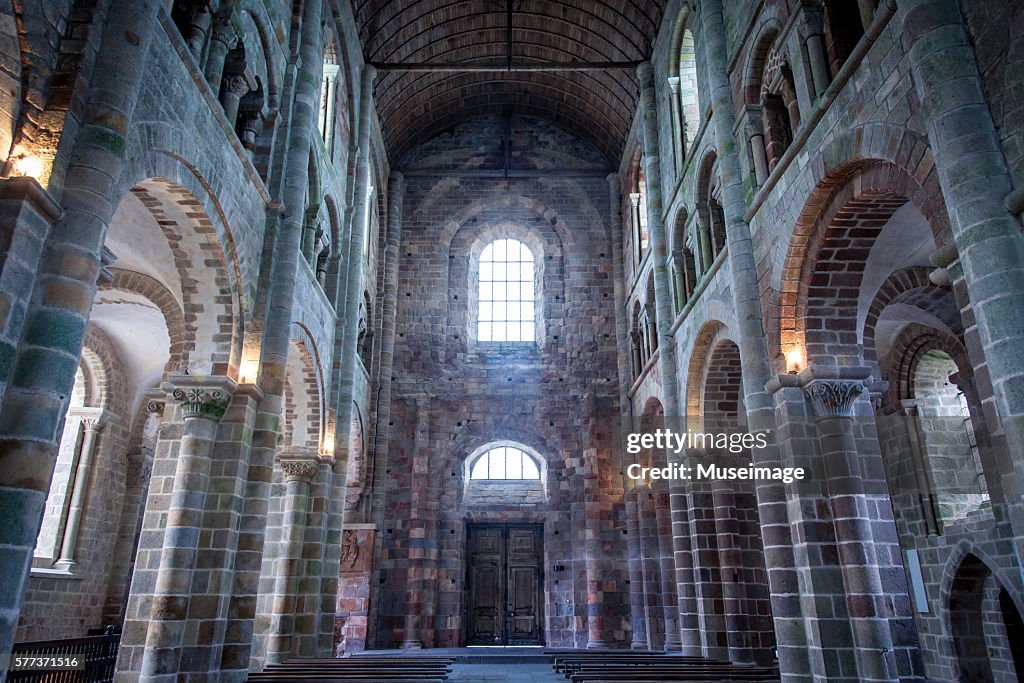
[9, 153, 47, 182]
[238, 357, 260, 384]
[322, 423, 336, 458]
[785, 345, 806, 374]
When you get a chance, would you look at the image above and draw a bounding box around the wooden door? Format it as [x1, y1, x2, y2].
[466, 524, 544, 645]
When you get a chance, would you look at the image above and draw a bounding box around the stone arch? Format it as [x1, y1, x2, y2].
[434, 192, 577, 252]
[115, 149, 247, 376]
[126, 180, 238, 375]
[685, 321, 730, 423]
[862, 266, 961, 366]
[281, 329, 325, 454]
[778, 150, 951, 370]
[940, 545, 1024, 682]
[100, 268, 188, 377]
[741, 16, 784, 107]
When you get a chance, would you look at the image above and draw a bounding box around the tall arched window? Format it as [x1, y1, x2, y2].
[478, 238, 536, 343]
[469, 445, 541, 480]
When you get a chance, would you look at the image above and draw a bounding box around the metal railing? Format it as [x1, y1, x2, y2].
[7, 629, 120, 683]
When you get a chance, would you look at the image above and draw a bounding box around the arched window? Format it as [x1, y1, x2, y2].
[319, 40, 341, 154]
[478, 238, 536, 343]
[469, 445, 541, 480]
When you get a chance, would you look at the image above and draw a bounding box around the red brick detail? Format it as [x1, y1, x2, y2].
[778, 159, 950, 368]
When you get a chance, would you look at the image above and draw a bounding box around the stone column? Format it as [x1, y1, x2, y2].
[802, 373, 898, 683]
[402, 396, 431, 649]
[361, 171, 404, 525]
[667, 76, 684, 174]
[55, 410, 105, 570]
[238, 107, 265, 157]
[265, 457, 320, 664]
[654, 485, 681, 652]
[897, 400, 941, 535]
[668, 477, 701, 656]
[139, 381, 231, 683]
[185, 1, 213, 63]
[798, 6, 830, 98]
[699, 0, 811, 675]
[638, 60, 709, 658]
[712, 479, 753, 664]
[331, 65, 378, 510]
[901, 0, 1024, 490]
[220, 74, 250, 128]
[204, 13, 238, 99]
[625, 497, 648, 649]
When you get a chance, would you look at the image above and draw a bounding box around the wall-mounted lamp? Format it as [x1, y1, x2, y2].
[10, 154, 45, 181]
[238, 358, 260, 384]
[785, 347, 805, 374]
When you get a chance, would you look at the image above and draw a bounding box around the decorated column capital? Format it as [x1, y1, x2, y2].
[165, 376, 234, 422]
[803, 379, 865, 417]
[280, 459, 319, 483]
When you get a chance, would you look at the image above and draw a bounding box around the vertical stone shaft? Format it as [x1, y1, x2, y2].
[638, 487, 663, 650]
[332, 66, 378, 505]
[0, 0, 162, 670]
[635, 62, 680, 419]
[364, 171, 404, 526]
[668, 478, 702, 656]
[139, 390, 227, 683]
[654, 485, 682, 651]
[56, 416, 104, 566]
[266, 462, 318, 664]
[204, 16, 236, 99]
[402, 396, 431, 648]
[637, 59, 700, 657]
[712, 481, 753, 664]
[698, 0, 811, 676]
[624, 498, 648, 649]
[901, 0, 1024, 481]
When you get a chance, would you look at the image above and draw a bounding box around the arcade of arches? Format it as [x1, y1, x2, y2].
[0, 0, 1023, 682]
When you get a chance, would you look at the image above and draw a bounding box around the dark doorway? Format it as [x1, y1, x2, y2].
[465, 523, 544, 646]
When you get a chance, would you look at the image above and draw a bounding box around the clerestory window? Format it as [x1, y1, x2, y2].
[469, 445, 541, 480]
[477, 238, 536, 343]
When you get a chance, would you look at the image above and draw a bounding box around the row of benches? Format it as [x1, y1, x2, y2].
[246, 656, 454, 682]
[548, 650, 780, 683]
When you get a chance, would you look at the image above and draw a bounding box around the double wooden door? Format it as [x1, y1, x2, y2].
[465, 523, 544, 645]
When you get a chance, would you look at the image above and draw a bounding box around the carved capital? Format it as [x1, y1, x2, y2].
[171, 386, 230, 421]
[210, 15, 238, 48]
[803, 379, 865, 417]
[280, 459, 319, 482]
[224, 73, 250, 98]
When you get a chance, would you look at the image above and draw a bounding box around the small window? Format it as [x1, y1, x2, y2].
[478, 238, 536, 343]
[469, 446, 540, 480]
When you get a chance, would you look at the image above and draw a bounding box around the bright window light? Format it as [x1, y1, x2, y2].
[478, 239, 536, 343]
[469, 446, 541, 480]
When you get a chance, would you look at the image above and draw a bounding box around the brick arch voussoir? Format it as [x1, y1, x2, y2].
[80, 325, 130, 421]
[863, 266, 961, 365]
[884, 323, 971, 409]
[284, 327, 326, 452]
[101, 268, 189, 378]
[118, 148, 247, 376]
[684, 320, 733, 426]
[777, 142, 951, 370]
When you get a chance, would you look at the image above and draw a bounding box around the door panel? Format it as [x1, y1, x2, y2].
[466, 524, 543, 646]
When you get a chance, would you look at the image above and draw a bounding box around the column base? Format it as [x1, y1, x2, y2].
[401, 639, 423, 650]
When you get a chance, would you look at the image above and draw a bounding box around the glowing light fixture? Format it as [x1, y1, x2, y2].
[239, 358, 260, 384]
[785, 347, 805, 374]
[11, 155, 45, 181]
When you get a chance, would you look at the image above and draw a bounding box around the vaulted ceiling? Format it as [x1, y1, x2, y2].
[353, 0, 667, 165]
